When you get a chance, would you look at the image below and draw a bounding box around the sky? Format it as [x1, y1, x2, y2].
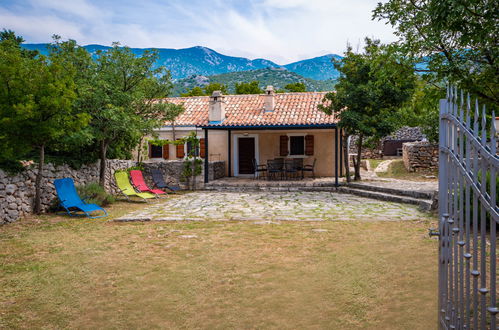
[0, 0, 397, 64]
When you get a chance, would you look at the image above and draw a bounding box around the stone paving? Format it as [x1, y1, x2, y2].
[114, 191, 433, 222]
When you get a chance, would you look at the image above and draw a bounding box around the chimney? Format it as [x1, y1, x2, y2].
[209, 90, 225, 123]
[264, 85, 275, 112]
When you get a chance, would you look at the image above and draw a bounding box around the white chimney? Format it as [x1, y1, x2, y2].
[264, 85, 275, 112]
[209, 90, 226, 123]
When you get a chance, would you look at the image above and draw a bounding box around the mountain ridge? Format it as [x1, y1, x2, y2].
[21, 43, 341, 81]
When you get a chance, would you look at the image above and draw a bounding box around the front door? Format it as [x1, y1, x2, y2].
[238, 137, 255, 174]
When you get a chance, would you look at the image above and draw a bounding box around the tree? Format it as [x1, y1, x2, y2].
[234, 81, 263, 94]
[136, 101, 185, 162]
[0, 29, 38, 58]
[181, 86, 205, 97]
[88, 43, 173, 186]
[203, 82, 228, 95]
[0, 35, 89, 213]
[373, 0, 498, 105]
[284, 82, 307, 92]
[319, 38, 417, 181]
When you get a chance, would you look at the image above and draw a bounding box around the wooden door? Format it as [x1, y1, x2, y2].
[238, 138, 255, 174]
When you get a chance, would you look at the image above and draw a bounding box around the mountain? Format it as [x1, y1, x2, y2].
[22, 43, 341, 81]
[284, 54, 343, 81]
[172, 67, 336, 96]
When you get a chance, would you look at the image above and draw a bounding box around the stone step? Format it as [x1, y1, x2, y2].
[204, 185, 335, 192]
[346, 182, 434, 200]
[338, 187, 433, 211]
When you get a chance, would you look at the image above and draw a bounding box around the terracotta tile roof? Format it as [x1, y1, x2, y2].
[158, 92, 336, 127]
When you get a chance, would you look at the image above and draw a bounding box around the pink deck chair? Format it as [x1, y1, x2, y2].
[129, 170, 167, 196]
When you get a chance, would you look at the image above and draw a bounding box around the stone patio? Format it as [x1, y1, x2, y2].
[114, 191, 433, 222]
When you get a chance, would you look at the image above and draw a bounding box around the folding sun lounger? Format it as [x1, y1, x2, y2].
[150, 168, 181, 193]
[54, 178, 108, 218]
[129, 170, 167, 196]
[114, 171, 156, 202]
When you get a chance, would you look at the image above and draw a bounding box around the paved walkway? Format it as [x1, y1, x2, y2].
[115, 191, 433, 222]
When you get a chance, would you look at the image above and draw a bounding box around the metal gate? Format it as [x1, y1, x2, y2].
[438, 87, 498, 329]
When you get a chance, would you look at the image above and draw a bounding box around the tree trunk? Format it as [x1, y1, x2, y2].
[136, 136, 143, 163]
[354, 134, 363, 181]
[99, 140, 108, 187]
[343, 135, 351, 183]
[171, 121, 176, 141]
[34, 144, 45, 214]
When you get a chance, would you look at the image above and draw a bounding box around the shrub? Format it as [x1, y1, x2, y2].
[76, 182, 115, 206]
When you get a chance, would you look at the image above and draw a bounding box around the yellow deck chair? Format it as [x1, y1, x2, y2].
[114, 171, 156, 202]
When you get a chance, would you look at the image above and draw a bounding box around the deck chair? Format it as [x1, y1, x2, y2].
[129, 170, 167, 196]
[150, 169, 181, 192]
[114, 171, 156, 202]
[54, 178, 108, 218]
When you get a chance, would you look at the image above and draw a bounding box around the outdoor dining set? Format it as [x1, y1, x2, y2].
[252, 158, 316, 180]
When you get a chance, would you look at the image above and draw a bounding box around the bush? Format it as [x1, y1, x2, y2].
[76, 182, 115, 206]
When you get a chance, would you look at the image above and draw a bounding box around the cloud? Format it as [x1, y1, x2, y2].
[0, 0, 397, 63]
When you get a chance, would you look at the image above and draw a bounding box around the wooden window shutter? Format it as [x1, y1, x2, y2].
[148, 142, 152, 158]
[199, 138, 206, 158]
[305, 135, 314, 156]
[176, 143, 185, 158]
[162, 143, 169, 159]
[279, 135, 289, 156]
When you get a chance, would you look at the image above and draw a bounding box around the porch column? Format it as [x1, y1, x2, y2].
[228, 129, 232, 177]
[339, 128, 343, 176]
[334, 127, 339, 187]
[204, 128, 209, 184]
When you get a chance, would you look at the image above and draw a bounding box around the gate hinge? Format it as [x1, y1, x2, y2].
[429, 228, 440, 237]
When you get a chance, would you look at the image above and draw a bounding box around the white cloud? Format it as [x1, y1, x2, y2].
[0, 0, 397, 63]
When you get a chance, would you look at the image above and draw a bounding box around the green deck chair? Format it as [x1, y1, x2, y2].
[114, 171, 156, 202]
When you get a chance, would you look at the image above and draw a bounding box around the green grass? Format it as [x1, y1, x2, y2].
[367, 159, 384, 171]
[0, 203, 438, 329]
[376, 159, 438, 181]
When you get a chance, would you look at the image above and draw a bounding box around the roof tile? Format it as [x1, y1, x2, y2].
[158, 92, 335, 127]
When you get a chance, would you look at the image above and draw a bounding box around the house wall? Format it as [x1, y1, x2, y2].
[217, 129, 340, 177]
[145, 128, 342, 178]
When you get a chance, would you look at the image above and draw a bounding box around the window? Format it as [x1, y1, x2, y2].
[289, 136, 305, 155]
[150, 144, 163, 158]
[186, 141, 199, 157]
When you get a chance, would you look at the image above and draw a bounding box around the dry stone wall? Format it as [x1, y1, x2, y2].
[0, 159, 225, 225]
[402, 142, 439, 172]
[349, 126, 426, 159]
[0, 160, 135, 224]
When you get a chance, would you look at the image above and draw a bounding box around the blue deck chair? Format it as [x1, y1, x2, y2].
[54, 178, 108, 218]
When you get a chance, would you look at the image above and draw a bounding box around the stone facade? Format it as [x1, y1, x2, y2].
[349, 126, 426, 159]
[0, 159, 225, 225]
[402, 142, 439, 172]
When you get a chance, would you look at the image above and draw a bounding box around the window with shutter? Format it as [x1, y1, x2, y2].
[150, 144, 163, 158]
[199, 138, 206, 158]
[162, 143, 169, 159]
[176, 144, 185, 158]
[289, 136, 305, 155]
[279, 135, 289, 156]
[305, 135, 314, 156]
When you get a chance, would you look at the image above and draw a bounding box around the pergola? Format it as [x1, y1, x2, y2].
[198, 123, 343, 187]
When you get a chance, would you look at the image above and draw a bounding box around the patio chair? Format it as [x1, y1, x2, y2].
[301, 158, 317, 179]
[293, 158, 304, 171]
[54, 178, 108, 218]
[284, 159, 299, 180]
[114, 171, 156, 202]
[267, 159, 285, 180]
[150, 169, 181, 192]
[130, 170, 167, 197]
[252, 158, 267, 180]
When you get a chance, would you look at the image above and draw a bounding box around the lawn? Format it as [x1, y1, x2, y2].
[0, 202, 438, 329]
[375, 159, 437, 181]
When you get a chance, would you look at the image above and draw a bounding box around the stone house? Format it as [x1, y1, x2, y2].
[144, 86, 345, 183]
